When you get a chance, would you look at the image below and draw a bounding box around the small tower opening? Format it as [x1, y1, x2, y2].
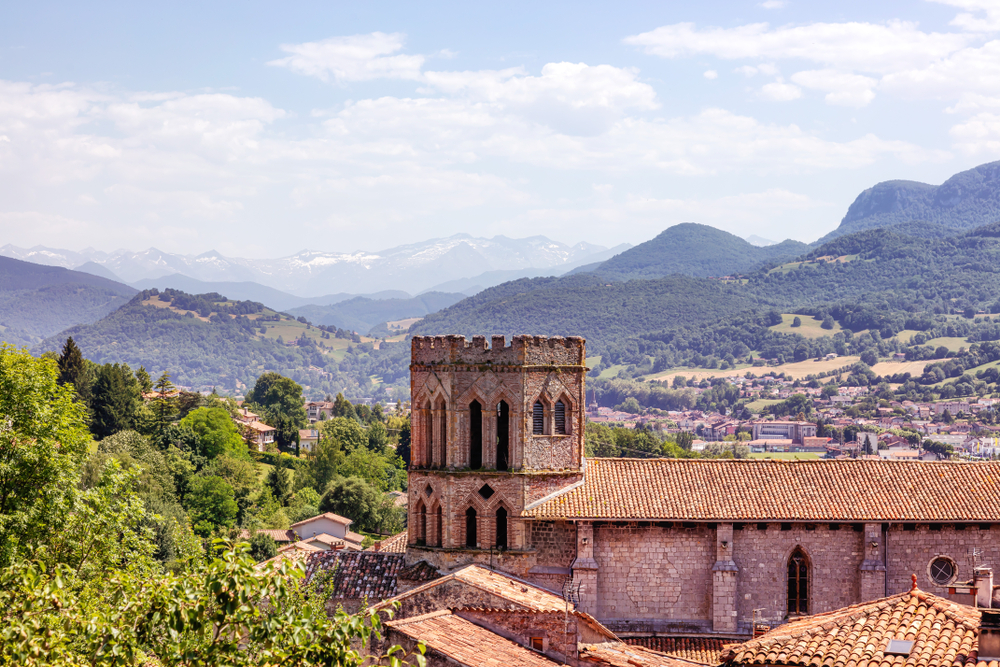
[497, 400, 510, 471]
[465, 506, 478, 548]
[496, 506, 508, 550]
[470, 400, 483, 469]
[555, 399, 566, 435]
[532, 401, 544, 435]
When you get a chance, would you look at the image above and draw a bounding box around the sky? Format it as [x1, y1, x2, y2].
[2, 0, 1000, 258]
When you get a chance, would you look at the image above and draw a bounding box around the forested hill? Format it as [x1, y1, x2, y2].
[0, 256, 136, 348]
[584, 223, 809, 280]
[411, 222, 1000, 351]
[35, 288, 409, 400]
[822, 160, 1000, 241]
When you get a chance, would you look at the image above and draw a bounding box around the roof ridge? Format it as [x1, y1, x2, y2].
[386, 609, 453, 626]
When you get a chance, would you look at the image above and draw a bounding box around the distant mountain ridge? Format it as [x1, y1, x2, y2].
[822, 160, 1000, 241]
[578, 223, 809, 281]
[0, 233, 620, 296]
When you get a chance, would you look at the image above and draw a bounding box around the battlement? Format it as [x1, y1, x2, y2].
[411, 334, 585, 367]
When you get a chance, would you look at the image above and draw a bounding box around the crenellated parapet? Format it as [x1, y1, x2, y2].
[411, 334, 585, 367]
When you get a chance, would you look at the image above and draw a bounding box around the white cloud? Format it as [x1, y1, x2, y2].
[268, 32, 424, 82]
[759, 0, 787, 8]
[880, 40, 1000, 99]
[761, 81, 802, 101]
[790, 69, 878, 107]
[949, 111, 1000, 154]
[624, 21, 970, 74]
[704, 70, 719, 79]
[931, 0, 1000, 32]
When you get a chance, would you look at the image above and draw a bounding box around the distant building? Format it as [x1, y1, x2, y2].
[750, 420, 817, 443]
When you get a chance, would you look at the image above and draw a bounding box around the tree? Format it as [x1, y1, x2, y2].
[249, 531, 278, 562]
[134, 365, 153, 393]
[268, 463, 293, 505]
[333, 392, 357, 420]
[821, 314, 835, 330]
[180, 407, 246, 459]
[153, 371, 177, 434]
[320, 477, 380, 532]
[90, 362, 143, 438]
[791, 316, 802, 328]
[245, 372, 308, 427]
[186, 475, 238, 535]
[0, 345, 90, 566]
[367, 421, 389, 453]
[323, 416, 368, 451]
[56, 336, 92, 404]
[861, 350, 878, 366]
[305, 435, 345, 494]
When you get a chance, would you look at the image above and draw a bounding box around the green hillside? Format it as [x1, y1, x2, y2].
[287, 291, 465, 335]
[587, 222, 809, 280]
[34, 288, 409, 400]
[0, 256, 136, 347]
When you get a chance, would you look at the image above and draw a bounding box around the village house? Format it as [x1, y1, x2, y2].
[305, 400, 335, 423]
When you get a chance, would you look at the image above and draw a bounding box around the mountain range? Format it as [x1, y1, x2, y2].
[0, 234, 626, 297]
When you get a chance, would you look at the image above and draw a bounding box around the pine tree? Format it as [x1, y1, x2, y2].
[153, 372, 177, 434]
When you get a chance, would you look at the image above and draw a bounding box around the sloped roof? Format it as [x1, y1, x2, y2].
[523, 459, 1000, 521]
[239, 528, 297, 543]
[722, 588, 987, 667]
[625, 637, 737, 665]
[304, 551, 404, 600]
[367, 530, 407, 553]
[397, 560, 440, 583]
[387, 610, 560, 666]
[581, 643, 709, 667]
[291, 512, 353, 528]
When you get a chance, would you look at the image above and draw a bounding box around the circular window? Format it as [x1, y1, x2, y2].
[929, 556, 957, 585]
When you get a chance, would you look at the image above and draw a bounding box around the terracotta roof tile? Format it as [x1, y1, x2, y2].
[388, 610, 560, 666]
[581, 642, 710, 667]
[397, 560, 440, 583]
[625, 637, 737, 664]
[368, 531, 408, 553]
[304, 551, 403, 600]
[524, 459, 1000, 521]
[722, 588, 990, 667]
[238, 528, 296, 543]
[291, 512, 353, 528]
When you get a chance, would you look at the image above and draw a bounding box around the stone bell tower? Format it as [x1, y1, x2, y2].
[406, 334, 586, 574]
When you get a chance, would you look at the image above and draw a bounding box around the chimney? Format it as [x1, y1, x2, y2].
[980, 609, 1000, 660]
[977, 568, 994, 609]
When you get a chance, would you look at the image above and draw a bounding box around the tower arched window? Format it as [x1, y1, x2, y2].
[532, 401, 544, 435]
[787, 547, 809, 616]
[465, 506, 478, 548]
[496, 401, 510, 471]
[469, 401, 483, 469]
[433, 505, 442, 547]
[495, 506, 508, 550]
[417, 503, 427, 546]
[422, 399, 433, 468]
[554, 400, 566, 435]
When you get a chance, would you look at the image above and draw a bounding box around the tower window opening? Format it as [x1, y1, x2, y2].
[497, 401, 510, 471]
[465, 506, 478, 548]
[787, 548, 809, 615]
[554, 400, 566, 435]
[470, 400, 483, 469]
[496, 506, 508, 550]
[532, 401, 544, 435]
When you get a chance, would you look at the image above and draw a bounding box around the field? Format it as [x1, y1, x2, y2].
[648, 356, 860, 383]
[745, 398, 782, 413]
[769, 313, 843, 339]
[922, 337, 970, 353]
[888, 329, 922, 345]
[749, 452, 821, 460]
[768, 254, 860, 275]
[870, 359, 940, 377]
[386, 317, 421, 331]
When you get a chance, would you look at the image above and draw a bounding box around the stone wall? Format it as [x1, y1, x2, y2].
[732, 523, 864, 628]
[456, 609, 579, 663]
[594, 523, 714, 626]
[886, 524, 1000, 596]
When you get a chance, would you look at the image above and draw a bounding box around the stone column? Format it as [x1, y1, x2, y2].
[571, 521, 599, 617]
[859, 523, 886, 602]
[430, 405, 441, 468]
[712, 523, 739, 633]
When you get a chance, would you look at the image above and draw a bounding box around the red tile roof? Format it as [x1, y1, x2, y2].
[722, 588, 990, 667]
[581, 643, 709, 667]
[304, 552, 404, 600]
[397, 560, 440, 583]
[368, 530, 407, 553]
[625, 637, 737, 665]
[388, 610, 560, 666]
[238, 528, 297, 543]
[523, 459, 1000, 521]
[291, 512, 353, 528]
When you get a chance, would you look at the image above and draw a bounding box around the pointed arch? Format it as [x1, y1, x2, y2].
[495, 506, 509, 550]
[432, 503, 443, 547]
[496, 400, 510, 471]
[413, 499, 427, 546]
[469, 399, 483, 469]
[465, 506, 478, 548]
[787, 546, 810, 615]
[532, 399, 545, 435]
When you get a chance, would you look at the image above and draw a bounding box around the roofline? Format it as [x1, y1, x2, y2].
[523, 517, 1000, 524]
[523, 458, 587, 512]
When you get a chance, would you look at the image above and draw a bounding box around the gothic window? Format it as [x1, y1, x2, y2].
[554, 400, 566, 435]
[465, 506, 478, 548]
[433, 505, 442, 547]
[496, 401, 510, 471]
[787, 547, 809, 616]
[532, 401, 544, 435]
[415, 501, 426, 546]
[437, 398, 447, 466]
[496, 506, 508, 550]
[423, 400, 433, 468]
[469, 400, 483, 469]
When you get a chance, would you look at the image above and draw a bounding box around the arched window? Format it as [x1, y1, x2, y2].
[496, 506, 508, 550]
[532, 401, 544, 435]
[433, 505, 442, 547]
[469, 401, 483, 469]
[787, 547, 809, 615]
[423, 400, 433, 468]
[496, 401, 509, 471]
[437, 399, 448, 467]
[554, 400, 566, 435]
[465, 506, 478, 548]
[417, 503, 427, 546]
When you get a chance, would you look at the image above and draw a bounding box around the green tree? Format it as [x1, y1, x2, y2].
[199, 454, 259, 521]
[187, 475, 238, 535]
[367, 420, 389, 453]
[180, 407, 246, 459]
[319, 477, 380, 532]
[0, 345, 91, 566]
[56, 336, 93, 404]
[332, 392, 358, 420]
[791, 316, 802, 327]
[267, 463, 293, 505]
[323, 416, 368, 451]
[134, 365, 153, 393]
[245, 372, 308, 427]
[153, 371, 177, 434]
[249, 531, 278, 563]
[305, 435, 346, 494]
[90, 362, 143, 438]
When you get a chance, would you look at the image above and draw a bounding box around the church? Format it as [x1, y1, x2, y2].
[405, 334, 1000, 636]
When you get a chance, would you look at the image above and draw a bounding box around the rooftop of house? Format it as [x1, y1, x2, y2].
[303, 551, 407, 600]
[238, 528, 296, 543]
[721, 586, 987, 667]
[523, 458, 1000, 522]
[367, 530, 407, 553]
[291, 512, 353, 528]
[580, 642, 711, 667]
[387, 610, 561, 667]
[624, 637, 738, 665]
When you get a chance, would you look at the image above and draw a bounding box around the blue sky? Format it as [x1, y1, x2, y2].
[2, 1, 999, 257]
